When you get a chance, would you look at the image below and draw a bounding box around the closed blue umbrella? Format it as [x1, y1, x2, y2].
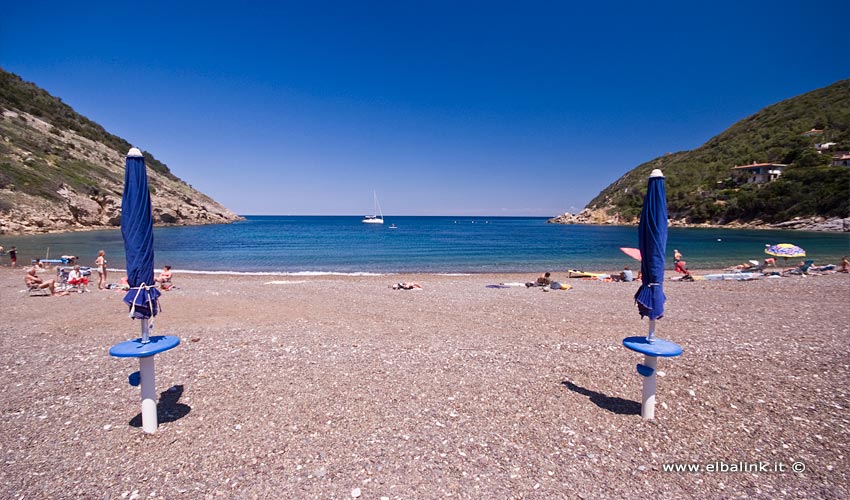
[121, 148, 160, 322]
[634, 169, 668, 336]
[623, 168, 681, 420]
[111, 147, 179, 434]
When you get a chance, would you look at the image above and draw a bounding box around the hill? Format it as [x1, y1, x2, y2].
[551, 79, 850, 231]
[0, 68, 242, 235]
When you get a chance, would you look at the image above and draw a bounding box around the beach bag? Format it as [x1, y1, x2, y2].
[550, 282, 562, 289]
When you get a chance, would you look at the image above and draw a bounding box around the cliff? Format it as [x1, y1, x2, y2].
[0, 69, 242, 235]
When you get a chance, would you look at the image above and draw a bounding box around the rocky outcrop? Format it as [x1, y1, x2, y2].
[768, 216, 850, 232]
[549, 207, 850, 232]
[0, 109, 242, 235]
[547, 207, 632, 226]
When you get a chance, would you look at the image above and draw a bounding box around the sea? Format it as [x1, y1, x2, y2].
[2, 216, 848, 275]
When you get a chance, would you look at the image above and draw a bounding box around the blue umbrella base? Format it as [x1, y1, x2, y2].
[623, 336, 682, 357]
[109, 335, 180, 358]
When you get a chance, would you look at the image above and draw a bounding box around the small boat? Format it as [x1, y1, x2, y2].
[362, 191, 384, 224]
[389, 224, 397, 229]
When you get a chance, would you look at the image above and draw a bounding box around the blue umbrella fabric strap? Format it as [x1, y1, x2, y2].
[124, 283, 161, 320]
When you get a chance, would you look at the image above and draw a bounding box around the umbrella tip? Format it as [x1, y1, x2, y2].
[650, 169, 664, 178]
[127, 147, 143, 157]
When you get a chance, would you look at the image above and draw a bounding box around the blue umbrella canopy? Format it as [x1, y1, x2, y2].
[634, 169, 667, 320]
[121, 148, 160, 319]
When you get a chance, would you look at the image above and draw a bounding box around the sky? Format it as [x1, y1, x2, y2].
[1, 1, 847, 216]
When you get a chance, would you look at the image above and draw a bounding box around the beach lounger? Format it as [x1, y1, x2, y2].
[27, 284, 50, 297]
[783, 260, 814, 276]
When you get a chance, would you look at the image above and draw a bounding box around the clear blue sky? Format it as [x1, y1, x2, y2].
[2, 1, 847, 216]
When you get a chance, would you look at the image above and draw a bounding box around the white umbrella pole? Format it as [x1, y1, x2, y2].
[641, 355, 658, 420]
[139, 356, 157, 433]
[139, 319, 157, 433]
[642, 319, 658, 419]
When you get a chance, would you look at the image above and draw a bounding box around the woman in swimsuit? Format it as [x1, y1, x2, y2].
[95, 250, 107, 290]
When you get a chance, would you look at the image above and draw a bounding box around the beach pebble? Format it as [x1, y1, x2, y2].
[351, 487, 362, 497]
[103, 424, 112, 431]
[687, 389, 696, 397]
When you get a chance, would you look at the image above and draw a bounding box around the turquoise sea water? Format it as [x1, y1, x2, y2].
[2, 216, 848, 274]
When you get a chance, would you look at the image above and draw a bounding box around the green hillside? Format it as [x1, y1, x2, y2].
[0, 68, 178, 202]
[587, 79, 850, 224]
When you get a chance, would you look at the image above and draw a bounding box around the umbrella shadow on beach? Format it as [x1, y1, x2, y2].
[562, 381, 641, 416]
[129, 384, 191, 427]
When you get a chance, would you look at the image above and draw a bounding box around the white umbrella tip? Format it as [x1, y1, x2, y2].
[127, 147, 143, 157]
[650, 169, 664, 178]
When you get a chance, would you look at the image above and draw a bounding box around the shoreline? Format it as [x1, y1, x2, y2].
[3, 214, 850, 236]
[547, 213, 850, 233]
[1, 267, 848, 497]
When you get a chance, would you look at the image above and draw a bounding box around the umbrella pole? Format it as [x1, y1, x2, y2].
[139, 355, 158, 433]
[641, 355, 658, 420]
[139, 318, 157, 433]
[646, 318, 656, 342]
[141, 317, 150, 344]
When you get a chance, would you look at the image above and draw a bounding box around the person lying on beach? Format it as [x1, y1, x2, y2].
[25, 265, 66, 296]
[727, 260, 761, 272]
[526, 272, 552, 287]
[392, 282, 423, 290]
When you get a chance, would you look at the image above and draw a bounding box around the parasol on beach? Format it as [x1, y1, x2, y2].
[109, 147, 179, 434]
[121, 148, 160, 320]
[634, 171, 667, 325]
[623, 169, 681, 420]
[765, 243, 806, 259]
[620, 247, 642, 261]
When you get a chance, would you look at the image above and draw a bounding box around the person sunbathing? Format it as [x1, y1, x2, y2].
[66, 265, 90, 292]
[25, 265, 64, 296]
[155, 266, 173, 289]
[392, 282, 422, 290]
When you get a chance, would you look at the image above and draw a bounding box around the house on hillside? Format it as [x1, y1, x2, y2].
[731, 162, 787, 184]
[801, 128, 824, 137]
[832, 152, 850, 167]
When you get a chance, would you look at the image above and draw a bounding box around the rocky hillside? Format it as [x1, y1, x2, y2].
[0, 69, 242, 235]
[551, 79, 850, 231]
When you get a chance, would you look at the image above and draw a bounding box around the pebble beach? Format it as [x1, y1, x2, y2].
[1, 267, 848, 499]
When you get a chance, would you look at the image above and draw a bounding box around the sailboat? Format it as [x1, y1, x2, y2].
[362, 191, 384, 224]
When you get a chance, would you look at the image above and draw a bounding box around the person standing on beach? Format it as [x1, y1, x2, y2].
[9, 246, 17, 267]
[673, 249, 690, 275]
[95, 250, 107, 290]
